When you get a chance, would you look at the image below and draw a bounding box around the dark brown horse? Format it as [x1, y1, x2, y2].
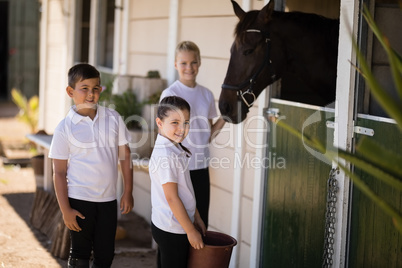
[219, 1, 339, 123]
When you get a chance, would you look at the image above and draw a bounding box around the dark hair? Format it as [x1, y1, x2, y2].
[68, 63, 100, 88]
[157, 96, 191, 120]
[158, 96, 192, 156]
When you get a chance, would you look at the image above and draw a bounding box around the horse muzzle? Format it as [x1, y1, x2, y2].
[219, 90, 249, 124]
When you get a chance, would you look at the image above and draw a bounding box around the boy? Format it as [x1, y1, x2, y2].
[49, 63, 134, 268]
[160, 41, 225, 227]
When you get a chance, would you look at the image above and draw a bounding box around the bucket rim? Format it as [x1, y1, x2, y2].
[202, 231, 237, 248]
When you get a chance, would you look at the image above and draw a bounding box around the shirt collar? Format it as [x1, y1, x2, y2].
[154, 134, 186, 155]
[67, 105, 102, 124]
[177, 80, 198, 90]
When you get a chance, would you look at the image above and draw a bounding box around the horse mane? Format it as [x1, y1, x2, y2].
[279, 11, 339, 35]
[234, 10, 339, 47]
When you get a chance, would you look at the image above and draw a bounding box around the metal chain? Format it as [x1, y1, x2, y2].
[322, 168, 339, 267]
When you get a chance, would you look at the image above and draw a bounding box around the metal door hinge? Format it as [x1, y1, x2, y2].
[326, 121, 335, 129]
[326, 121, 374, 136]
[264, 108, 280, 121]
[353, 125, 374, 136]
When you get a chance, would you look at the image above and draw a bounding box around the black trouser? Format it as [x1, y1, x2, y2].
[68, 198, 117, 268]
[190, 167, 210, 228]
[151, 223, 189, 268]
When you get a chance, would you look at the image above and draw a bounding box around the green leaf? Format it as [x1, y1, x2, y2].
[11, 88, 39, 133]
[330, 149, 402, 191]
[356, 7, 402, 129]
[356, 137, 402, 177]
[335, 160, 402, 235]
[29, 95, 39, 111]
[11, 88, 27, 111]
[276, 120, 402, 234]
[111, 90, 143, 129]
[362, 6, 402, 99]
[264, 5, 402, 234]
[393, 217, 402, 234]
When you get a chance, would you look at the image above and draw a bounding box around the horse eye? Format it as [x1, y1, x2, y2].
[243, 49, 254, 56]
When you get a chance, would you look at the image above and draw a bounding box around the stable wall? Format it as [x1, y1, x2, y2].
[127, 0, 170, 77]
[39, 1, 271, 267]
[127, 2, 264, 266]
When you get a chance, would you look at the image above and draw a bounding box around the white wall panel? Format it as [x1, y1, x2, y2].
[242, 164, 255, 199]
[238, 242, 251, 268]
[130, 0, 169, 19]
[209, 146, 235, 191]
[211, 123, 236, 149]
[197, 58, 230, 99]
[181, 0, 234, 16]
[209, 186, 233, 232]
[132, 187, 152, 223]
[48, 0, 64, 21]
[243, 107, 268, 153]
[179, 17, 236, 58]
[46, 23, 65, 45]
[46, 47, 64, 68]
[133, 168, 151, 192]
[241, 197, 253, 244]
[44, 69, 68, 131]
[251, 0, 266, 10]
[132, 169, 152, 223]
[129, 19, 169, 54]
[128, 54, 167, 78]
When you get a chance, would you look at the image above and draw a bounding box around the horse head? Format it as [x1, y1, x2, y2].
[219, 0, 280, 124]
[220, 1, 339, 124]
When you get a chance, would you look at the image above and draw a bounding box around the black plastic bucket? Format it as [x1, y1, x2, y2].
[187, 231, 237, 268]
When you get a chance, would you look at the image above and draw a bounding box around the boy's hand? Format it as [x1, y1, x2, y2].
[187, 229, 205, 250]
[120, 192, 134, 214]
[63, 208, 85, 232]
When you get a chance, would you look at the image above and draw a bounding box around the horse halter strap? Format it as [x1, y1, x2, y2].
[221, 29, 273, 108]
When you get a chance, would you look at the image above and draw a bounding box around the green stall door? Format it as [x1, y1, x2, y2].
[348, 115, 402, 267]
[262, 99, 334, 267]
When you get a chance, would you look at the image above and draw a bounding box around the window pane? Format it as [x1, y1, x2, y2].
[98, 0, 114, 68]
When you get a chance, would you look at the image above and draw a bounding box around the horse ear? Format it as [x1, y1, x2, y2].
[258, 0, 275, 23]
[231, 0, 245, 20]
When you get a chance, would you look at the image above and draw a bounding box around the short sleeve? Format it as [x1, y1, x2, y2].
[153, 155, 179, 185]
[159, 88, 176, 103]
[48, 123, 69, 160]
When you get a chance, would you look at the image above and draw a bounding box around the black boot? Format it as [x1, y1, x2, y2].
[68, 258, 89, 268]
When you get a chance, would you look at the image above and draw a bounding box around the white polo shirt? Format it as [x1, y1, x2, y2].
[48, 105, 131, 202]
[160, 80, 218, 170]
[149, 134, 196, 234]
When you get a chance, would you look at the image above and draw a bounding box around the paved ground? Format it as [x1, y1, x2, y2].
[0, 101, 157, 268]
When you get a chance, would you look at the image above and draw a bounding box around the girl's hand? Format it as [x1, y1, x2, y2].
[187, 229, 205, 250]
[194, 210, 206, 236]
[63, 208, 85, 232]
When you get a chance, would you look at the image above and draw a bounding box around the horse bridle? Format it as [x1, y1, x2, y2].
[221, 29, 274, 108]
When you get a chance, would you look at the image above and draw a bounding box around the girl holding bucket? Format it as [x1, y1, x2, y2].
[149, 96, 206, 267]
